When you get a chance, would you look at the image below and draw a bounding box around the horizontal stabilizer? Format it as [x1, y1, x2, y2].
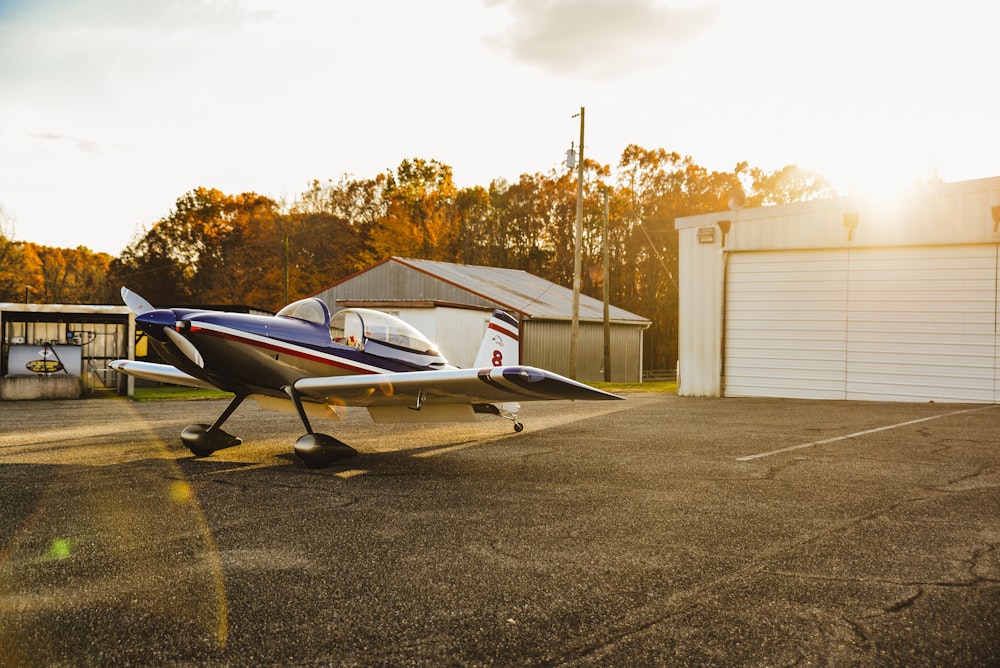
[294, 365, 622, 408]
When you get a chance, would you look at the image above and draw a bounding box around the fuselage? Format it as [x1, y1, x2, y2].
[136, 300, 453, 399]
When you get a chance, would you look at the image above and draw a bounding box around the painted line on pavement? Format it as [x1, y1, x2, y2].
[736, 405, 997, 462]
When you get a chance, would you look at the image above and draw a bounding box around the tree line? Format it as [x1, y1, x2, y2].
[0, 145, 834, 371]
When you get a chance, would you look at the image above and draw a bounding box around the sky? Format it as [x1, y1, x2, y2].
[1, 0, 998, 255]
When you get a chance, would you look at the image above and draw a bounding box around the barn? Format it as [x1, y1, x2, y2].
[311, 257, 651, 383]
[676, 176, 1000, 402]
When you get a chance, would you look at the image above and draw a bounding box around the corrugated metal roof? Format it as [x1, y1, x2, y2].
[392, 257, 649, 324]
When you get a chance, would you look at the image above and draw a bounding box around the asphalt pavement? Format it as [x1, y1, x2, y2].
[0, 392, 997, 666]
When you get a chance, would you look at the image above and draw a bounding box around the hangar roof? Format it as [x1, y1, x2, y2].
[314, 257, 650, 325]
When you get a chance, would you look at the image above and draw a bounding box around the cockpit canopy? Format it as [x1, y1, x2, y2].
[276, 298, 330, 326]
[278, 300, 445, 363]
[330, 308, 440, 356]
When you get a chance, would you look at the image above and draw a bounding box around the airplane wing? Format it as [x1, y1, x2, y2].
[108, 360, 221, 390]
[293, 366, 622, 407]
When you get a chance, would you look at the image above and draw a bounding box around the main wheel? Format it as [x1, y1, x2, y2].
[294, 433, 359, 469]
[513, 422, 524, 433]
[181, 424, 243, 457]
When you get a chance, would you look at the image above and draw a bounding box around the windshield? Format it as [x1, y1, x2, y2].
[276, 298, 330, 326]
[330, 308, 438, 354]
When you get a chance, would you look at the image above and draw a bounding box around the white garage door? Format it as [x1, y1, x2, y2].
[725, 245, 1000, 402]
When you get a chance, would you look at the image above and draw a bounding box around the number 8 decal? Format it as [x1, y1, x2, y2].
[492, 350, 503, 366]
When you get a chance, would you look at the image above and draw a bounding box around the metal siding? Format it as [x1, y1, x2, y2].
[725, 245, 1000, 403]
[844, 246, 998, 402]
[725, 250, 849, 399]
[522, 319, 569, 377]
[523, 319, 643, 382]
[677, 225, 724, 396]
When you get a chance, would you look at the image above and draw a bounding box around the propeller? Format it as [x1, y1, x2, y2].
[121, 286, 204, 368]
[164, 326, 205, 368]
[121, 286, 154, 316]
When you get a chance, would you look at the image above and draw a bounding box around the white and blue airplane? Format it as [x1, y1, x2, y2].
[110, 288, 621, 467]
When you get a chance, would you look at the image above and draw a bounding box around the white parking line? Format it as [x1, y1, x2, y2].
[736, 405, 997, 462]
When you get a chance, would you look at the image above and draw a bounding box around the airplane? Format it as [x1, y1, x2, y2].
[109, 287, 622, 468]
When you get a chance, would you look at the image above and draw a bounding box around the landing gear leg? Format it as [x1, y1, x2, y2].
[499, 405, 523, 433]
[473, 402, 524, 433]
[181, 393, 246, 457]
[285, 386, 358, 469]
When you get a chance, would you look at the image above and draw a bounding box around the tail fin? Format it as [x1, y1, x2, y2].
[474, 310, 520, 368]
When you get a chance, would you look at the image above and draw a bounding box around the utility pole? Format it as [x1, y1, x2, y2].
[603, 189, 611, 382]
[570, 106, 584, 379]
[283, 231, 290, 305]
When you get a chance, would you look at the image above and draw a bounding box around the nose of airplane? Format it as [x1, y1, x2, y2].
[135, 309, 177, 332]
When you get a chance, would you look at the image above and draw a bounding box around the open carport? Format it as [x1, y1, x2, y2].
[0, 393, 997, 665]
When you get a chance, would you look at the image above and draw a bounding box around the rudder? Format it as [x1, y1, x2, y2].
[474, 310, 520, 369]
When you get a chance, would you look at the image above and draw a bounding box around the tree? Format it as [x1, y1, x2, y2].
[27, 244, 113, 304]
[0, 204, 25, 302]
[113, 188, 283, 307]
[370, 159, 459, 261]
[747, 165, 835, 206]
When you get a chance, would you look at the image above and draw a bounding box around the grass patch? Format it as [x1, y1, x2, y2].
[592, 380, 677, 394]
[131, 386, 235, 402]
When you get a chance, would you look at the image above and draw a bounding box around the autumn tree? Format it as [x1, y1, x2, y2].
[112, 188, 281, 307]
[369, 159, 459, 261]
[26, 244, 114, 304]
[0, 204, 25, 302]
[746, 164, 835, 206]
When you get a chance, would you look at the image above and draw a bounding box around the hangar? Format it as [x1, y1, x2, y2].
[311, 257, 651, 383]
[676, 176, 1000, 403]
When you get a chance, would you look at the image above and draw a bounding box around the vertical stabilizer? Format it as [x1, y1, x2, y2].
[474, 310, 520, 369]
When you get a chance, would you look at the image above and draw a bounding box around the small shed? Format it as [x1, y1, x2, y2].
[0, 303, 135, 399]
[311, 257, 651, 383]
[675, 176, 1000, 402]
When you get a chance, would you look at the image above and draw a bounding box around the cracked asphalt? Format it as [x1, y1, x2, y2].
[0, 393, 997, 666]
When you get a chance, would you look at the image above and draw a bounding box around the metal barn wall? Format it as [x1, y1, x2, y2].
[523, 319, 644, 383]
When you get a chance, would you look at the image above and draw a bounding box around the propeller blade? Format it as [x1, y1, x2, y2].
[164, 326, 205, 368]
[121, 286, 154, 316]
